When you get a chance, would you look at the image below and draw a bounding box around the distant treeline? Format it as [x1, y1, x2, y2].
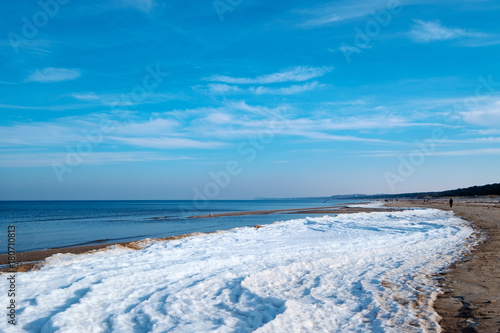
[434, 183, 500, 198]
[332, 183, 500, 200]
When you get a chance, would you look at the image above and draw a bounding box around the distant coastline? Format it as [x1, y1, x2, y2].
[328, 182, 500, 200]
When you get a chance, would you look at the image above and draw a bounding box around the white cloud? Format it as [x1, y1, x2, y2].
[206, 66, 332, 85]
[206, 84, 240, 94]
[226, 101, 291, 118]
[314, 116, 445, 131]
[201, 67, 329, 96]
[0, 152, 193, 168]
[0, 123, 82, 147]
[461, 100, 500, 127]
[70, 91, 177, 106]
[337, 44, 365, 55]
[409, 20, 485, 42]
[285, 130, 392, 143]
[71, 93, 100, 101]
[204, 113, 233, 124]
[250, 81, 320, 95]
[0, 100, 458, 168]
[299, 0, 392, 27]
[435, 148, 500, 156]
[189, 104, 403, 144]
[0, 115, 180, 148]
[202, 82, 321, 96]
[362, 148, 500, 157]
[113, 118, 179, 136]
[0, 103, 68, 110]
[436, 137, 500, 144]
[26, 68, 81, 83]
[470, 129, 500, 135]
[110, 137, 228, 149]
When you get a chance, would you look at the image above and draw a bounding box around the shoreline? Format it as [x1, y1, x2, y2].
[3, 199, 498, 331]
[187, 205, 399, 218]
[386, 198, 500, 333]
[0, 204, 400, 270]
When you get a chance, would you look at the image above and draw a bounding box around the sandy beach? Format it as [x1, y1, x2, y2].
[2, 199, 499, 332]
[387, 198, 500, 333]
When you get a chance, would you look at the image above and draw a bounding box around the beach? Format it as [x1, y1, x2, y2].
[0, 204, 400, 270]
[3, 0, 499, 330]
[387, 198, 500, 333]
[1, 199, 498, 331]
[0, 206, 473, 332]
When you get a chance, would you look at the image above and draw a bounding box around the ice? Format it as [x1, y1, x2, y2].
[1, 209, 474, 332]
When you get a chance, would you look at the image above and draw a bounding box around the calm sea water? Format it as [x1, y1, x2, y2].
[0, 199, 361, 253]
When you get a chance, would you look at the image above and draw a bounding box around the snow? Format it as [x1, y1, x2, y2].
[1, 209, 474, 333]
[347, 201, 386, 208]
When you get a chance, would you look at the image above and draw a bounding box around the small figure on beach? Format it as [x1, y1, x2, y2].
[449, 198, 453, 208]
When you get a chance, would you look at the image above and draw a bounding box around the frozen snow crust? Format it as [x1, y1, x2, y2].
[347, 201, 386, 208]
[2, 209, 474, 332]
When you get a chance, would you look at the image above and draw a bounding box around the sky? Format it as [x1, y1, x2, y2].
[0, 0, 499, 200]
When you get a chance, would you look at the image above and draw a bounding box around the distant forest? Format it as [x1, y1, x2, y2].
[334, 183, 500, 200]
[429, 183, 500, 198]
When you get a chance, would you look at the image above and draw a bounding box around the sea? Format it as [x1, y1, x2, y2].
[0, 198, 360, 253]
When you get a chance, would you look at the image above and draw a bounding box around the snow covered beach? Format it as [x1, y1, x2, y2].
[1, 208, 474, 332]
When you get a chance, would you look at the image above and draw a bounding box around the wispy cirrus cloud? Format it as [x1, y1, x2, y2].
[284, 130, 392, 143]
[203, 84, 241, 94]
[225, 101, 291, 117]
[435, 137, 500, 144]
[200, 67, 328, 96]
[0, 115, 180, 148]
[70, 91, 178, 106]
[0, 122, 82, 147]
[0, 99, 459, 170]
[109, 137, 228, 149]
[364, 148, 500, 157]
[189, 101, 445, 144]
[113, 118, 179, 136]
[250, 81, 321, 95]
[409, 20, 486, 42]
[201, 81, 321, 95]
[434, 148, 500, 156]
[205, 66, 332, 85]
[71, 92, 135, 107]
[26, 68, 81, 83]
[299, 0, 393, 27]
[0, 152, 192, 168]
[337, 44, 371, 55]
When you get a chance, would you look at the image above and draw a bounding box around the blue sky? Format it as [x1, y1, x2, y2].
[1, 0, 500, 200]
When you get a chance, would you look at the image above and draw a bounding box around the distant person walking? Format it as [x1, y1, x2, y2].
[449, 198, 453, 208]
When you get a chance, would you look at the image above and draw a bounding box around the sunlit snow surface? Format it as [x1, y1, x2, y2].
[347, 201, 386, 208]
[3, 209, 474, 333]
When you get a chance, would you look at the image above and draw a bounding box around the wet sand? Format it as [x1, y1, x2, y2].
[188, 206, 400, 218]
[0, 233, 202, 272]
[388, 198, 500, 333]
